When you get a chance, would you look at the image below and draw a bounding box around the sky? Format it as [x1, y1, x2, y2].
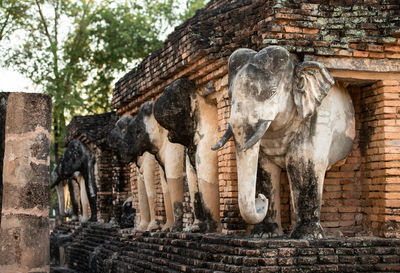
[0, 67, 39, 93]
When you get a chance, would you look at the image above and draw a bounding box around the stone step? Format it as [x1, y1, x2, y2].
[50, 266, 78, 273]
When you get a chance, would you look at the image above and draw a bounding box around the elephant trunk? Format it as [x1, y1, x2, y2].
[237, 141, 268, 224]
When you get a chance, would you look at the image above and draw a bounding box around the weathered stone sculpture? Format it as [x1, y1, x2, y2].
[213, 46, 355, 239]
[154, 78, 221, 232]
[109, 106, 185, 232]
[51, 157, 80, 220]
[52, 139, 98, 221]
[136, 152, 158, 231]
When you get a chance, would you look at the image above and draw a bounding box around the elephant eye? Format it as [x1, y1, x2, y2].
[296, 76, 306, 92]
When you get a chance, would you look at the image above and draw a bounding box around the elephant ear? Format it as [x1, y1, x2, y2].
[293, 61, 334, 119]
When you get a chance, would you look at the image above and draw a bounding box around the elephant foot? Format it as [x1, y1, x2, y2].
[185, 219, 201, 233]
[71, 215, 78, 221]
[137, 221, 149, 231]
[161, 221, 173, 232]
[147, 220, 159, 232]
[80, 215, 89, 223]
[290, 222, 325, 239]
[251, 222, 283, 238]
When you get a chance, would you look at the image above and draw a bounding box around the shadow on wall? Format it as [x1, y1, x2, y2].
[0, 92, 8, 226]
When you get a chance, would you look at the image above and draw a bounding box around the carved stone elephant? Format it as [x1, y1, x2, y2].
[213, 46, 355, 239]
[154, 78, 221, 232]
[51, 139, 97, 222]
[108, 104, 185, 232]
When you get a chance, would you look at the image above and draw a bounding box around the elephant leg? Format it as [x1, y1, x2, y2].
[165, 143, 184, 232]
[68, 179, 79, 221]
[186, 155, 201, 232]
[77, 175, 89, 223]
[137, 167, 150, 231]
[286, 156, 326, 239]
[142, 154, 158, 231]
[55, 183, 65, 218]
[84, 175, 97, 222]
[195, 138, 221, 232]
[252, 155, 283, 237]
[159, 167, 174, 231]
[86, 158, 97, 222]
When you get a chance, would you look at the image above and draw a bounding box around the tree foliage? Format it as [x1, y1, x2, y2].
[0, 0, 32, 42]
[1, 0, 208, 161]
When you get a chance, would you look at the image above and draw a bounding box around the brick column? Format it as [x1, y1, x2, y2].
[361, 80, 400, 238]
[217, 90, 246, 234]
[0, 93, 51, 272]
[95, 148, 113, 222]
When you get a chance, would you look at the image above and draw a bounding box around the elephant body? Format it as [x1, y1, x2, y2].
[109, 104, 185, 232]
[214, 46, 355, 239]
[51, 139, 97, 222]
[154, 78, 221, 232]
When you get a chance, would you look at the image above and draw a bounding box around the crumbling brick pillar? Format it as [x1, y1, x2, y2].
[0, 93, 51, 272]
[361, 80, 400, 238]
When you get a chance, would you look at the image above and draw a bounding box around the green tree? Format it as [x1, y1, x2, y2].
[0, 0, 32, 42]
[180, 0, 209, 21]
[1, 0, 207, 161]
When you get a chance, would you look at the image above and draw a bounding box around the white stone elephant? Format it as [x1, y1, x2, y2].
[213, 45, 355, 239]
[154, 78, 221, 232]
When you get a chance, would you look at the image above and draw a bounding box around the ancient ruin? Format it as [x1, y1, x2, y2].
[1, 0, 400, 272]
[49, 0, 400, 271]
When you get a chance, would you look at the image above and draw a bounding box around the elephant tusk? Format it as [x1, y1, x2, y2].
[211, 124, 233, 150]
[242, 120, 272, 152]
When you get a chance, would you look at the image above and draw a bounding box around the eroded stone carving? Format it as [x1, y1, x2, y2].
[52, 157, 80, 221]
[213, 46, 355, 239]
[154, 78, 221, 232]
[109, 104, 185, 232]
[52, 139, 97, 222]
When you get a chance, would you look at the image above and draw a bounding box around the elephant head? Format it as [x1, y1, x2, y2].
[153, 78, 196, 162]
[61, 140, 86, 177]
[213, 46, 334, 225]
[108, 102, 154, 164]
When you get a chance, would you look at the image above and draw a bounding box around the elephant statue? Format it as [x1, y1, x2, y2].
[108, 105, 185, 232]
[51, 139, 97, 222]
[212, 46, 355, 239]
[51, 157, 79, 221]
[154, 78, 221, 232]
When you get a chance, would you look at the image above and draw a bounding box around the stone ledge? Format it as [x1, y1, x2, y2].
[52, 222, 400, 273]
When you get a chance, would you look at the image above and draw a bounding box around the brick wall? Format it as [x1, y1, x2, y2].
[57, 223, 400, 273]
[110, 0, 400, 237]
[360, 80, 400, 238]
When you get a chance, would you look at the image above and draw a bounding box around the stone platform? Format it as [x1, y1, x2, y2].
[51, 222, 400, 273]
